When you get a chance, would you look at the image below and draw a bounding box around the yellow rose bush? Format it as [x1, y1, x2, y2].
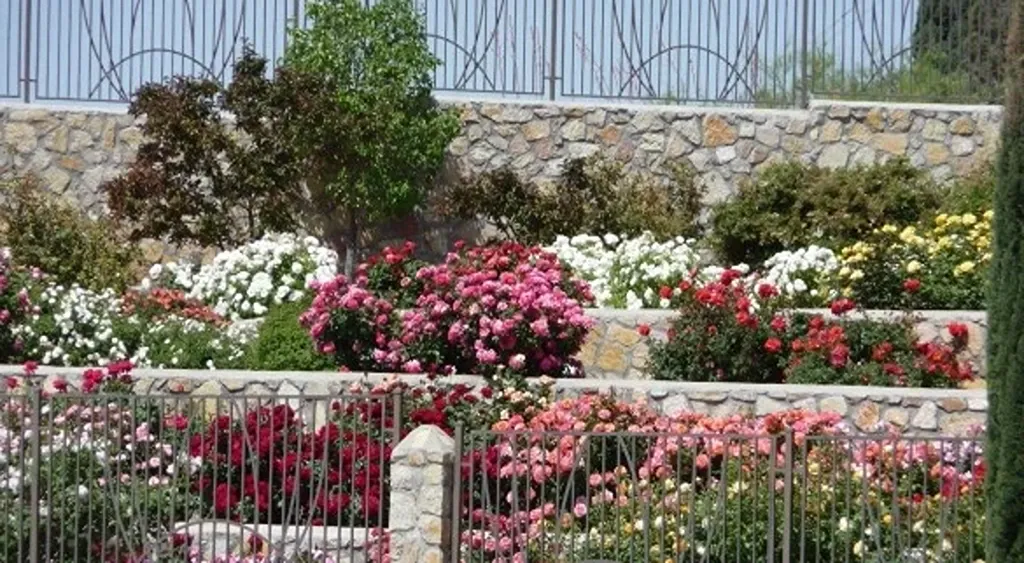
[829, 211, 991, 310]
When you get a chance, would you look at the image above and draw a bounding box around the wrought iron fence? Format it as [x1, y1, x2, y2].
[0, 389, 401, 562]
[0, 0, 1009, 107]
[453, 428, 986, 562]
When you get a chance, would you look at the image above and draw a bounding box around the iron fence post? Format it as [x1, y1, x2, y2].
[449, 424, 464, 563]
[21, 0, 32, 103]
[391, 389, 403, 445]
[28, 387, 41, 563]
[799, 0, 811, 108]
[547, 0, 558, 100]
[782, 427, 794, 562]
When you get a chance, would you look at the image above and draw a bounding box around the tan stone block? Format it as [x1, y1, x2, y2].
[864, 108, 885, 132]
[940, 398, 968, 412]
[872, 133, 909, 155]
[595, 345, 628, 374]
[4, 122, 37, 153]
[702, 115, 738, 147]
[848, 123, 872, 144]
[522, 120, 551, 141]
[820, 120, 843, 143]
[419, 516, 444, 544]
[854, 402, 881, 431]
[607, 324, 642, 347]
[950, 116, 976, 136]
[924, 143, 950, 166]
[576, 338, 599, 367]
[882, 408, 909, 428]
[889, 109, 912, 132]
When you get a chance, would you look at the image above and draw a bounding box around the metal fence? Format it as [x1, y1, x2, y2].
[0, 389, 401, 562]
[0, 0, 1010, 108]
[453, 428, 986, 562]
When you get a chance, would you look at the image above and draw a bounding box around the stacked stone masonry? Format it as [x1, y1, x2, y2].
[5, 367, 986, 437]
[1, 99, 1003, 218]
[579, 308, 988, 380]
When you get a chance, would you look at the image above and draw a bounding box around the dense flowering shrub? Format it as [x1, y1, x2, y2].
[831, 211, 992, 310]
[303, 243, 594, 378]
[546, 233, 703, 309]
[144, 233, 338, 320]
[11, 280, 252, 369]
[0, 250, 37, 362]
[758, 245, 839, 306]
[648, 274, 973, 387]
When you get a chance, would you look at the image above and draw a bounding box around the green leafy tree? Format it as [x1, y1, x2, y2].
[284, 0, 459, 274]
[986, 2, 1024, 561]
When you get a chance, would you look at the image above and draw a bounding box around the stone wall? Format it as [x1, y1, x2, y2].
[580, 308, 988, 380]
[6, 366, 985, 436]
[2, 99, 1002, 217]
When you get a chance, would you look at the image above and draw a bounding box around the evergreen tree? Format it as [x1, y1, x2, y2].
[985, 1, 1024, 561]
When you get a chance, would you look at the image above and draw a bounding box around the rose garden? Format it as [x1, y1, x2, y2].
[1, 0, 1024, 562]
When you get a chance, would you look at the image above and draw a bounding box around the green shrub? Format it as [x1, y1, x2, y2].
[711, 159, 941, 265]
[244, 300, 335, 371]
[0, 177, 139, 292]
[437, 156, 703, 244]
[938, 163, 995, 215]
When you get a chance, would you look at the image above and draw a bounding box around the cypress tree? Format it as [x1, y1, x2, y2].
[986, 2, 1024, 561]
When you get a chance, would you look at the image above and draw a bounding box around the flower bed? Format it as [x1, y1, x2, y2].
[0, 367, 987, 563]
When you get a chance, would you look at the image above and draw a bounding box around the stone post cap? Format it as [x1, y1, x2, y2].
[391, 424, 455, 460]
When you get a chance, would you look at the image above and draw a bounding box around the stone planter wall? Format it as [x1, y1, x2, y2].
[579, 308, 988, 380]
[1, 100, 1001, 262]
[5, 366, 986, 436]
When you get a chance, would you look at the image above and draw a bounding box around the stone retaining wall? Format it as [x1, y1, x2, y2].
[579, 308, 988, 380]
[5, 366, 986, 436]
[2, 99, 1001, 220]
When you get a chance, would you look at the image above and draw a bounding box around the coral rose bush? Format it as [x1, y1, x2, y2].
[303, 243, 594, 378]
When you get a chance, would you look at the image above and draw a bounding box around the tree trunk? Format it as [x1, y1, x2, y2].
[343, 211, 359, 278]
[986, 2, 1024, 562]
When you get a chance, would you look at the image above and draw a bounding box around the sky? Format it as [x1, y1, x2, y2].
[0, 0, 922, 107]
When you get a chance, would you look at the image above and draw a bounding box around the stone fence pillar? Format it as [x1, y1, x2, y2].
[388, 425, 456, 563]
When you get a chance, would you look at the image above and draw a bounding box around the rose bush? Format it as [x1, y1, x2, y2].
[830, 211, 992, 310]
[143, 233, 338, 320]
[647, 273, 973, 387]
[302, 243, 594, 378]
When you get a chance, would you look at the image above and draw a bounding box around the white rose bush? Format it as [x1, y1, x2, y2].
[143, 233, 338, 320]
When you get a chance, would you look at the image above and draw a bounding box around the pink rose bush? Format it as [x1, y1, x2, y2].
[302, 242, 595, 378]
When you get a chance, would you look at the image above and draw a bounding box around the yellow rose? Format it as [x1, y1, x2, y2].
[843, 286, 854, 297]
[899, 227, 917, 243]
[984, 210, 994, 221]
[839, 266, 852, 277]
[954, 261, 977, 276]
[936, 213, 949, 226]
[883, 514, 892, 526]
[881, 224, 898, 234]
[906, 260, 922, 274]
[849, 269, 865, 281]
[962, 213, 977, 225]
[947, 215, 962, 226]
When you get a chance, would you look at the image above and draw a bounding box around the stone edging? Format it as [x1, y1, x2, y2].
[3, 365, 986, 436]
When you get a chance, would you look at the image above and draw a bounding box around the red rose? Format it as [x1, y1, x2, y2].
[719, 269, 741, 285]
[734, 311, 758, 329]
[830, 299, 856, 316]
[948, 322, 970, 343]
[763, 338, 783, 354]
[757, 283, 779, 299]
[637, 323, 651, 337]
[829, 344, 850, 368]
[212, 484, 240, 516]
[479, 386, 494, 399]
[770, 316, 787, 332]
[4, 376, 19, 390]
[658, 286, 673, 299]
[903, 278, 922, 294]
[22, 361, 38, 375]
